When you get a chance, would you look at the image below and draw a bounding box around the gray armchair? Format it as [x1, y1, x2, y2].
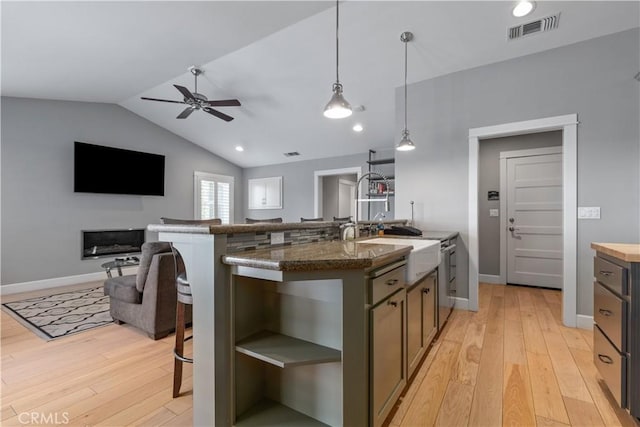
[103, 241, 191, 339]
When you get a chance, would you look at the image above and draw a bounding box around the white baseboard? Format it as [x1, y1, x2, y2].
[479, 274, 503, 284]
[1, 267, 137, 296]
[454, 297, 469, 310]
[576, 315, 594, 330]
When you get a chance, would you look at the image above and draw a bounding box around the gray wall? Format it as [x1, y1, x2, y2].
[243, 149, 395, 222]
[1, 97, 243, 285]
[394, 28, 640, 315]
[478, 131, 562, 275]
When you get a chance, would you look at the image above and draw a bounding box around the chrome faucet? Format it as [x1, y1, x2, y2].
[354, 172, 391, 238]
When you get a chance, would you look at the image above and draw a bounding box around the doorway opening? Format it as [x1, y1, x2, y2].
[313, 167, 362, 221]
[476, 132, 563, 290]
[468, 114, 578, 327]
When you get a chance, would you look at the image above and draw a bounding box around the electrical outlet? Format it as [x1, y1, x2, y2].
[489, 209, 499, 217]
[271, 232, 285, 245]
[578, 207, 601, 219]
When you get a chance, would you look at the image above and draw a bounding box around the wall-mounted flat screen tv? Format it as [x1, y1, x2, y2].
[74, 141, 165, 196]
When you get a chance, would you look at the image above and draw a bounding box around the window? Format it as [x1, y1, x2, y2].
[194, 172, 234, 224]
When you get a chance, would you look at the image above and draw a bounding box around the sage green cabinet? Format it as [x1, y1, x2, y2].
[370, 288, 406, 427]
[406, 271, 437, 378]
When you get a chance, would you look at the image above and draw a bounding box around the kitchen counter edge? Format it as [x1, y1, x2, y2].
[591, 242, 640, 263]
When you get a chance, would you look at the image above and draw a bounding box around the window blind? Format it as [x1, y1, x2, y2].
[194, 172, 234, 224]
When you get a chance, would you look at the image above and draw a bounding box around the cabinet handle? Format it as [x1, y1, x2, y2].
[598, 354, 614, 364]
[422, 288, 430, 294]
[386, 279, 399, 286]
[599, 270, 613, 277]
[387, 300, 398, 307]
[598, 308, 613, 317]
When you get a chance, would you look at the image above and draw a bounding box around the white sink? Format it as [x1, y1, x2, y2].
[359, 237, 441, 284]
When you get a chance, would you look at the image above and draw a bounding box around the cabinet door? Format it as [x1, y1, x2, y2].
[371, 289, 406, 427]
[248, 177, 282, 209]
[407, 284, 424, 377]
[422, 273, 437, 346]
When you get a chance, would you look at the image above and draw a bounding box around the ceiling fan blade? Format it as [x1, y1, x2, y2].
[204, 99, 241, 107]
[141, 97, 186, 104]
[203, 107, 234, 122]
[174, 84, 196, 100]
[176, 107, 194, 119]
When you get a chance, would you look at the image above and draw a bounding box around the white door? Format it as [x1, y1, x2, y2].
[506, 153, 563, 288]
[338, 179, 356, 218]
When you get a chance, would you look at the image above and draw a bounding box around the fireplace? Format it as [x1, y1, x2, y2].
[82, 229, 145, 259]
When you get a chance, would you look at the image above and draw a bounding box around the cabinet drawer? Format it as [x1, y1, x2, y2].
[594, 256, 628, 295]
[369, 265, 405, 305]
[594, 281, 627, 352]
[594, 325, 627, 408]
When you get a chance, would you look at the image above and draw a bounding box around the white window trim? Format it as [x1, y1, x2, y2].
[194, 171, 235, 224]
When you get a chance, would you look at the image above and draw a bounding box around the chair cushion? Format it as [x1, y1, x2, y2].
[104, 274, 141, 304]
[136, 241, 171, 292]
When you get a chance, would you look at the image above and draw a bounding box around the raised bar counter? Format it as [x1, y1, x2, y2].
[148, 219, 407, 236]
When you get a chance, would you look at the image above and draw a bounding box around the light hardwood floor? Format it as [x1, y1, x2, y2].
[1, 283, 638, 426]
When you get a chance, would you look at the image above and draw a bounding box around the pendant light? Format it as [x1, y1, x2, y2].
[323, 0, 352, 119]
[396, 31, 415, 151]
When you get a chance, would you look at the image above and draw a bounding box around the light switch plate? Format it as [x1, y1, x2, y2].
[271, 232, 285, 245]
[489, 209, 499, 217]
[578, 206, 601, 219]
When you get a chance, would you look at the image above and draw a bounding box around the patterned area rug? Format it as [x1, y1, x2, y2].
[2, 287, 113, 340]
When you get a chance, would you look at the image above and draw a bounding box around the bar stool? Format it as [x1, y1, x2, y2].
[160, 217, 221, 398]
[172, 267, 193, 398]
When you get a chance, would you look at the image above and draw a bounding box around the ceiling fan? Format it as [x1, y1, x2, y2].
[141, 66, 241, 122]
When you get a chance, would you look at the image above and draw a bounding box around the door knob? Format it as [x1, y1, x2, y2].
[509, 217, 515, 223]
[508, 226, 515, 232]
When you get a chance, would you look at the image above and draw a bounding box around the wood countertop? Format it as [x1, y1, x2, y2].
[591, 242, 640, 263]
[222, 240, 412, 272]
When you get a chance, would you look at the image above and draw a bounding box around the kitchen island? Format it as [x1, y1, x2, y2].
[148, 222, 413, 426]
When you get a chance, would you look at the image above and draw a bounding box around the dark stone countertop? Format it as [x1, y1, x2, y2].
[148, 219, 408, 235]
[222, 240, 412, 272]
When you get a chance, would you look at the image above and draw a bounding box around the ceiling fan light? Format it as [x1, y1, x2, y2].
[396, 130, 416, 151]
[323, 83, 352, 119]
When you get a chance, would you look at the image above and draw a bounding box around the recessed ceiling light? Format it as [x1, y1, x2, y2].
[513, 1, 535, 17]
[235, 146, 244, 152]
[353, 124, 363, 132]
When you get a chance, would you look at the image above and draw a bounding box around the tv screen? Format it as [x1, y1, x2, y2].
[74, 141, 165, 196]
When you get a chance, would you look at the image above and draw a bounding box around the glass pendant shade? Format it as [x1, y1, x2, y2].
[396, 129, 415, 151]
[324, 83, 352, 119]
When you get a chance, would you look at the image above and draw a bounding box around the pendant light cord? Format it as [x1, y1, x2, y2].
[335, 0, 340, 84]
[404, 38, 408, 131]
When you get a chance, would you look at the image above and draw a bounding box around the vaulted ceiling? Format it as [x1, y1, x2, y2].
[3, 1, 638, 167]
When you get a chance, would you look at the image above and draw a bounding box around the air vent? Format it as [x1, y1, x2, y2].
[508, 13, 560, 41]
[284, 152, 300, 157]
